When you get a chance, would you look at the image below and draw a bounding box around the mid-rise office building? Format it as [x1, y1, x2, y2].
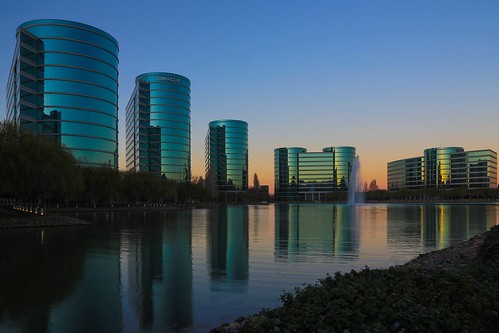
[7, 19, 119, 168]
[205, 120, 248, 197]
[125, 72, 191, 181]
[387, 147, 497, 190]
[274, 146, 356, 201]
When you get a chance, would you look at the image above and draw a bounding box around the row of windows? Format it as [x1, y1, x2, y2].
[38, 121, 117, 139]
[146, 113, 190, 122]
[71, 149, 117, 165]
[43, 93, 117, 113]
[38, 52, 118, 77]
[136, 158, 189, 167]
[20, 91, 118, 116]
[209, 128, 248, 136]
[60, 135, 117, 152]
[139, 103, 191, 113]
[22, 23, 118, 55]
[144, 90, 191, 100]
[137, 121, 189, 132]
[36, 108, 116, 127]
[139, 84, 191, 95]
[137, 135, 189, 145]
[146, 98, 190, 108]
[42, 80, 117, 103]
[27, 65, 118, 91]
[34, 38, 118, 66]
[138, 145, 190, 155]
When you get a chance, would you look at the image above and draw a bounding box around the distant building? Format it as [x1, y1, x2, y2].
[387, 147, 497, 190]
[259, 185, 269, 195]
[206, 120, 248, 197]
[274, 146, 356, 201]
[7, 19, 119, 168]
[125, 72, 191, 181]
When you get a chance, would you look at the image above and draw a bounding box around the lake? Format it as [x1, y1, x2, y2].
[0, 203, 497, 333]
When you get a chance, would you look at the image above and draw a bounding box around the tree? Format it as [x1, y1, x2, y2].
[363, 181, 368, 192]
[368, 179, 379, 191]
[0, 121, 84, 207]
[253, 173, 260, 190]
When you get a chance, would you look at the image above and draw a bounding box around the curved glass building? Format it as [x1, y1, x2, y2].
[424, 147, 463, 188]
[6, 19, 119, 168]
[205, 120, 248, 196]
[125, 72, 191, 181]
[274, 146, 356, 201]
[387, 147, 497, 190]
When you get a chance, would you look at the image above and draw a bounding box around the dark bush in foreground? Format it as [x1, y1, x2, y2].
[236, 226, 499, 333]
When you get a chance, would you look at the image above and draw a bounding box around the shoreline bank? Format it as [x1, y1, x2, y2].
[0, 207, 91, 229]
[211, 226, 499, 332]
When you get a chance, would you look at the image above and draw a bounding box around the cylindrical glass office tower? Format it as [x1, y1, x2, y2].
[125, 72, 191, 181]
[322, 146, 357, 190]
[206, 120, 248, 195]
[274, 147, 307, 201]
[7, 19, 119, 168]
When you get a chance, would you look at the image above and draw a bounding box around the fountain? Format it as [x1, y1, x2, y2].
[347, 156, 365, 205]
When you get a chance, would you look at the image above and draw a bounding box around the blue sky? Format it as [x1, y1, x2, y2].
[1, 0, 498, 190]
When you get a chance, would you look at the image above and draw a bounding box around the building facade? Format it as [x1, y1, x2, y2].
[125, 72, 191, 181]
[274, 146, 356, 201]
[7, 19, 119, 168]
[205, 120, 248, 196]
[387, 147, 497, 190]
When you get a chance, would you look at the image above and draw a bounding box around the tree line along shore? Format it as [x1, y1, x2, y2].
[2, 121, 499, 209]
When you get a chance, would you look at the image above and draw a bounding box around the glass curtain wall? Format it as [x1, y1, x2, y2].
[7, 19, 119, 168]
[274, 147, 306, 201]
[387, 147, 497, 190]
[274, 146, 356, 201]
[125, 72, 191, 181]
[206, 120, 248, 196]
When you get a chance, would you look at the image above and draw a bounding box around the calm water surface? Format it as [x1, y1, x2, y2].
[0, 203, 497, 332]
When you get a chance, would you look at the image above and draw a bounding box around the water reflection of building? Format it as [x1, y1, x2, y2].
[387, 205, 496, 252]
[207, 206, 249, 289]
[119, 210, 193, 331]
[49, 213, 122, 333]
[274, 204, 359, 262]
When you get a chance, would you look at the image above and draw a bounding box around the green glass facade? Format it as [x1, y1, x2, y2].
[6, 19, 119, 168]
[387, 157, 424, 190]
[274, 147, 306, 201]
[387, 147, 497, 190]
[424, 147, 463, 188]
[125, 72, 191, 181]
[205, 120, 248, 195]
[274, 146, 356, 201]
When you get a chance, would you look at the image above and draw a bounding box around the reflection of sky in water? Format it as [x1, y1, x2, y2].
[0, 204, 497, 333]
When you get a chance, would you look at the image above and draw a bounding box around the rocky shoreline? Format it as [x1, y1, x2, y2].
[211, 229, 494, 333]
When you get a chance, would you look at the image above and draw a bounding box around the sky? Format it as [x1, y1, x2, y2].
[1, 0, 498, 192]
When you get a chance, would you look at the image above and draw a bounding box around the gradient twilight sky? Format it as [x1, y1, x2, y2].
[1, 0, 498, 191]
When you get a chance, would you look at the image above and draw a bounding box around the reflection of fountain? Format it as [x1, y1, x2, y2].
[348, 156, 364, 204]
